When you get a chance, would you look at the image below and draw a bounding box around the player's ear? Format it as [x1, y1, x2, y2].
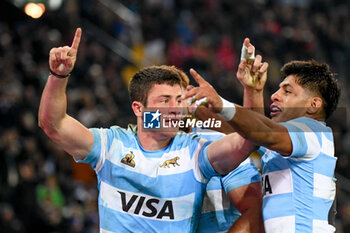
[307, 96, 323, 115]
[132, 101, 144, 117]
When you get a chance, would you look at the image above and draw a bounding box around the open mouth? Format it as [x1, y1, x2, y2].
[270, 104, 282, 117]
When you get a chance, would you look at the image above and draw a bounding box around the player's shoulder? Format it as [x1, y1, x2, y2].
[223, 157, 259, 180]
[191, 128, 225, 141]
[286, 116, 323, 125]
[283, 117, 331, 133]
[174, 131, 201, 143]
[90, 124, 137, 142]
[171, 131, 211, 153]
[104, 125, 131, 135]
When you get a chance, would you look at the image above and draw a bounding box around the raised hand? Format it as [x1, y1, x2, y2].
[49, 28, 82, 77]
[184, 69, 222, 113]
[237, 38, 268, 91]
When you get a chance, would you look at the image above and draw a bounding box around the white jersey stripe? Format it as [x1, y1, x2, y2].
[100, 181, 195, 222]
[95, 129, 106, 172]
[263, 169, 293, 197]
[106, 141, 194, 178]
[289, 121, 320, 160]
[83, 127, 214, 232]
[193, 138, 209, 183]
[313, 173, 336, 200]
[321, 133, 334, 156]
[262, 117, 336, 233]
[312, 219, 336, 233]
[201, 189, 230, 214]
[264, 216, 295, 233]
[101, 229, 116, 233]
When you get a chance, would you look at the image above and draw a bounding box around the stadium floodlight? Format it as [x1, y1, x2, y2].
[24, 2, 45, 19]
[11, 0, 63, 11]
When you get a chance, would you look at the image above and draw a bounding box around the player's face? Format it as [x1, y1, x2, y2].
[146, 83, 186, 133]
[270, 75, 313, 122]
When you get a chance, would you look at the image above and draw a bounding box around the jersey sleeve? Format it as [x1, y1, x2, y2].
[76, 127, 114, 172]
[198, 141, 220, 180]
[222, 158, 261, 193]
[280, 117, 326, 159]
[257, 146, 267, 156]
[191, 130, 224, 180]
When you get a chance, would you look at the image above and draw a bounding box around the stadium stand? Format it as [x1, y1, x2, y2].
[0, 0, 349, 232]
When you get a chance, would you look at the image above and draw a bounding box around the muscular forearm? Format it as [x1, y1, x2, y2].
[38, 75, 69, 136]
[207, 133, 257, 175]
[228, 105, 291, 155]
[243, 88, 264, 115]
[226, 182, 264, 233]
[228, 207, 264, 233]
[38, 28, 93, 160]
[194, 106, 235, 134]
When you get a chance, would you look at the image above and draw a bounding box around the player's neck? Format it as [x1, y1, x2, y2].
[136, 119, 173, 150]
[137, 131, 173, 151]
[304, 112, 326, 122]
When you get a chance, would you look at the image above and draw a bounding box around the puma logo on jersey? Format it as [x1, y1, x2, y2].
[160, 156, 180, 168]
[118, 191, 174, 220]
[121, 151, 135, 167]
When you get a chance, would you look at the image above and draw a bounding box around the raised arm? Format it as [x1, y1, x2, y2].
[186, 38, 267, 113]
[183, 71, 250, 174]
[190, 75, 291, 159]
[230, 39, 292, 155]
[185, 47, 269, 174]
[225, 103, 292, 156]
[238, 38, 267, 114]
[38, 28, 94, 161]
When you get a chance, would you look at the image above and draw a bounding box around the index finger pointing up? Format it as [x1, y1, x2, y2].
[190, 68, 207, 86]
[244, 37, 255, 55]
[243, 38, 250, 47]
[71, 28, 82, 51]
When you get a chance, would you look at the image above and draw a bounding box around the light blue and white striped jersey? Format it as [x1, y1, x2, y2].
[78, 125, 218, 233]
[258, 117, 337, 233]
[193, 130, 261, 233]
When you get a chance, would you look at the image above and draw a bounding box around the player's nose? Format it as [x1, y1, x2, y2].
[271, 89, 281, 102]
[168, 99, 181, 114]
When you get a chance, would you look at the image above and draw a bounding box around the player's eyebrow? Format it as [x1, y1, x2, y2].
[280, 83, 294, 89]
[158, 94, 182, 99]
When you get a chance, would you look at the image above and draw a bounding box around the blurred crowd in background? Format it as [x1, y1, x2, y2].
[0, 0, 350, 232]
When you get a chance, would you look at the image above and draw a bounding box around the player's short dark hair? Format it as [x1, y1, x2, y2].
[129, 65, 188, 106]
[280, 60, 341, 119]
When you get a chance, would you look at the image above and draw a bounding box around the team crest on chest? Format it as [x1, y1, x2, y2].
[121, 151, 136, 167]
[160, 156, 180, 168]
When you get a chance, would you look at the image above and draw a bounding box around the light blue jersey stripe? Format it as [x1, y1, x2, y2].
[261, 151, 290, 173]
[80, 128, 102, 168]
[222, 162, 261, 193]
[97, 160, 205, 197]
[263, 193, 295, 220]
[196, 129, 261, 233]
[197, 209, 240, 233]
[313, 153, 337, 177]
[80, 126, 216, 232]
[99, 205, 194, 233]
[313, 196, 335, 220]
[261, 117, 336, 233]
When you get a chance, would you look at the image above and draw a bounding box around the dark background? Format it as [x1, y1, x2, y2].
[0, 0, 349, 232]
